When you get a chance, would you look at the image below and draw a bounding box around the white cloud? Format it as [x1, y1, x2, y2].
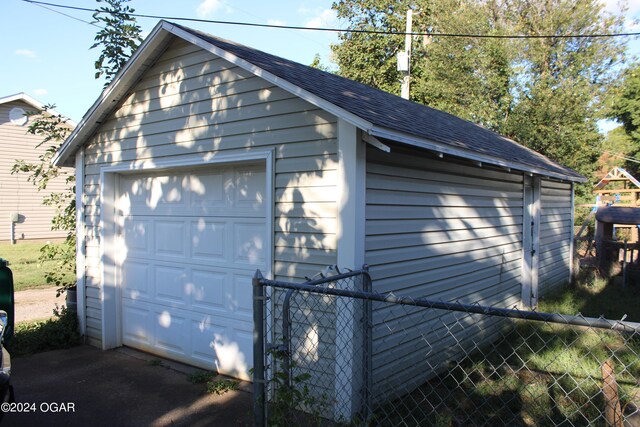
[33, 88, 48, 96]
[305, 9, 337, 28]
[15, 49, 36, 59]
[267, 19, 285, 26]
[196, 0, 223, 18]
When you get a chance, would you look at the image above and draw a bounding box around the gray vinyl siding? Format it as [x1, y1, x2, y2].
[0, 100, 71, 242]
[365, 145, 524, 403]
[80, 38, 338, 353]
[538, 179, 573, 294]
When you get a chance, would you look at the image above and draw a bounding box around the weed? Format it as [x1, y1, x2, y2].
[267, 348, 330, 426]
[147, 358, 163, 367]
[187, 370, 217, 384]
[8, 305, 81, 357]
[206, 378, 239, 395]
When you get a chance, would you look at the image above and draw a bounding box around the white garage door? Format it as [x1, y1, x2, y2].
[116, 163, 266, 380]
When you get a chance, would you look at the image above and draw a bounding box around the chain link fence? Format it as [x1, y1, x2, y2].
[253, 267, 640, 426]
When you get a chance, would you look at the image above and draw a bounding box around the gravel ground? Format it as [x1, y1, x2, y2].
[14, 287, 62, 323]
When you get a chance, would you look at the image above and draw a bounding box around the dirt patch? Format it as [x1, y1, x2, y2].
[14, 286, 63, 323]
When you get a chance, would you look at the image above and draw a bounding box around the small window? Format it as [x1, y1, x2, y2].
[9, 107, 28, 126]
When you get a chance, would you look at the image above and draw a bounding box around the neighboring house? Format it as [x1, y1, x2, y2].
[0, 93, 75, 243]
[53, 20, 584, 415]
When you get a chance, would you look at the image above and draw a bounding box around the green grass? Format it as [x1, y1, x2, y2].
[539, 271, 640, 322]
[0, 242, 73, 291]
[372, 272, 640, 426]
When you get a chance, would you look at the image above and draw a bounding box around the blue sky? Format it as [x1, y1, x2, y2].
[2, 0, 639, 126]
[2, 0, 341, 121]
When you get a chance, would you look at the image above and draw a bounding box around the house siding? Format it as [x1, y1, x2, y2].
[80, 38, 339, 356]
[365, 145, 525, 402]
[538, 179, 573, 294]
[0, 100, 71, 242]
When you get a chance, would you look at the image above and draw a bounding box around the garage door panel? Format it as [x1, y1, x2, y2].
[154, 220, 187, 258]
[190, 220, 228, 262]
[190, 269, 228, 312]
[154, 310, 188, 355]
[213, 327, 253, 380]
[189, 173, 225, 209]
[234, 222, 266, 266]
[118, 164, 265, 379]
[190, 318, 216, 365]
[122, 219, 151, 256]
[234, 168, 265, 210]
[231, 273, 254, 318]
[121, 260, 151, 298]
[154, 265, 188, 306]
[122, 303, 153, 346]
[121, 167, 264, 217]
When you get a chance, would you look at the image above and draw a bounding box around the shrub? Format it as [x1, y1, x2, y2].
[8, 306, 82, 357]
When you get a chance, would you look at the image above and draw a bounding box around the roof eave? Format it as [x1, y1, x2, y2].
[53, 20, 585, 184]
[370, 127, 587, 183]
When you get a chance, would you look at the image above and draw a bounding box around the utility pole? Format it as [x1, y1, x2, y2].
[398, 9, 413, 100]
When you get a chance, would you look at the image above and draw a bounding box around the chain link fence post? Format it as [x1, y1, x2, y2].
[252, 269, 265, 427]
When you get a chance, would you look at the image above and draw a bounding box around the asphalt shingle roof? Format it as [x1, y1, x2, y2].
[176, 23, 583, 181]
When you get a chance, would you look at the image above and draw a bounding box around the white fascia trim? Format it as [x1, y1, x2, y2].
[164, 23, 374, 133]
[52, 22, 172, 167]
[0, 92, 77, 127]
[370, 127, 587, 183]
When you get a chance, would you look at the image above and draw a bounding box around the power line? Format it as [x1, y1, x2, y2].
[601, 150, 640, 165]
[31, 1, 103, 28]
[22, 0, 640, 40]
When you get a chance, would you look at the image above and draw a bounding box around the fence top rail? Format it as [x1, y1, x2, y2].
[256, 276, 640, 334]
[257, 267, 371, 288]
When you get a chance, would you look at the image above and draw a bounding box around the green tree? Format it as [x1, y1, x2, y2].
[332, 0, 514, 130]
[597, 126, 635, 176]
[609, 63, 640, 169]
[91, 0, 143, 86]
[331, 0, 627, 186]
[503, 0, 626, 190]
[11, 106, 76, 294]
[12, 0, 144, 296]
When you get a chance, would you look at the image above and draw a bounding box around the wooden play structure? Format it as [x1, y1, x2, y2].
[575, 167, 640, 284]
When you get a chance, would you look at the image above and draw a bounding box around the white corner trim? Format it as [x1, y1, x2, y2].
[99, 170, 119, 350]
[569, 182, 575, 284]
[75, 149, 86, 336]
[531, 176, 541, 307]
[335, 119, 366, 420]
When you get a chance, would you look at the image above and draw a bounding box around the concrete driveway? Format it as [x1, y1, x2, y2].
[3, 345, 253, 427]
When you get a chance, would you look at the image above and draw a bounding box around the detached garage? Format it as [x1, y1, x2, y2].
[53, 21, 584, 382]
